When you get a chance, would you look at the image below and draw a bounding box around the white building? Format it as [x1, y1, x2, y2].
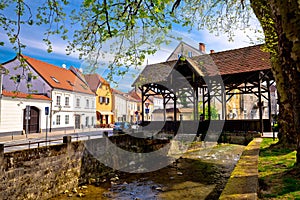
[2, 55, 96, 133]
[112, 89, 128, 122]
[0, 89, 51, 136]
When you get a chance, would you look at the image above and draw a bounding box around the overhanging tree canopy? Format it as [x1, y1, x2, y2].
[1, 0, 300, 163]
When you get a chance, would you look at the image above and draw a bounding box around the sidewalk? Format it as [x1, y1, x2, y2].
[0, 128, 112, 143]
[219, 137, 262, 200]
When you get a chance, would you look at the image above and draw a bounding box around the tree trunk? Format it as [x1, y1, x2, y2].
[251, 0, 300, 157]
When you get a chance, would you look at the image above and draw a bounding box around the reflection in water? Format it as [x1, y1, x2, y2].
[52, 143, 244, 200]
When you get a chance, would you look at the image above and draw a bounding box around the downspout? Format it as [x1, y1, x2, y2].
[49, 88, 53, 132]
[0, 70, 3, 126]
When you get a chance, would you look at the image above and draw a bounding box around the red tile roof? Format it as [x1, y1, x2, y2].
[84, 74, 109, 93]
[2, 90, 51, 101]
[21, 55, 94, 95]
[128, 90, 153, 103]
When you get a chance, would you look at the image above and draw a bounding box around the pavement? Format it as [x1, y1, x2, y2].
[219, 137, 262, 200]
[0, 128, 113, 153]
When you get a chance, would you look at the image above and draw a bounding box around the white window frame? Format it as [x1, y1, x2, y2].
[56, 115, 61, 125]
[65, 115, 69, 125]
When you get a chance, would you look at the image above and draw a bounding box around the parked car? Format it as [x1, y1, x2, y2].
[113, 122, 132, 134]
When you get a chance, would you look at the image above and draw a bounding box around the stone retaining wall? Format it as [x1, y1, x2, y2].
[0, 135, 169, 200]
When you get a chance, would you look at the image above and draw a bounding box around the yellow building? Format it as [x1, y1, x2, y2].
[84, 74, 114, 127]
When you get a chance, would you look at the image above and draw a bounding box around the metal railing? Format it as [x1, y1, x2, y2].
[3, 133, 106, 152]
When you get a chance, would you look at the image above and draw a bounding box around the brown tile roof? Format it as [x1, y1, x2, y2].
[2, 90, 51, 101]
[132, 60, 177, 86]
[21, 55, 94, 95]
[84, 74, 109, 93]
[112, 88, 124, 95]
[133, 44, 271, 87]
[191, 44, 271, 76]
[128, 90, 153, 103]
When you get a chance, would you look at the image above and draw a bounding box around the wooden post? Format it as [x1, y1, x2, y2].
[202, 87, 205, 120]
[195, 87, 199, 121]
[63, 136, 72, 145]
[174, 96, 177, 122]
[267, 80, 272, 126]
[258, 73, 263, 134]
[208, 88, 211, 121]
[141, 86, 145, 123]
[222, 89, 227, 120]
[0, 144, 4, 171]
[163, 96, 166, 122]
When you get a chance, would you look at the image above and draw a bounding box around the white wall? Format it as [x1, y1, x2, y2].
[51, 89, 96, 130]
[114, 94, 127, 122]
[0, 96, 51, 134]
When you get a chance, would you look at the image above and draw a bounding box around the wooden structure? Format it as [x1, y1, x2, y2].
[133, 45, 275, 133]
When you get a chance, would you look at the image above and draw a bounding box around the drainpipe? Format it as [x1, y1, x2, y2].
[0, 70, 2, 97]
[49, 89, 53, 132]
[0, 70, 3, 126]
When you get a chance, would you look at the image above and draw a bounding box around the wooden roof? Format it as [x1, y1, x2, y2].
[133, 44, 272, 87]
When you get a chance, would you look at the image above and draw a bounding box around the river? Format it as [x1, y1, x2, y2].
[51, 142, 244, 200]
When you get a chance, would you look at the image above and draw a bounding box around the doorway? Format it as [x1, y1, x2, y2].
[23, 106, 40, 133]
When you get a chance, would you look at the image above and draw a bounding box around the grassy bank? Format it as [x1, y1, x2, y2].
[259, 138, 300, 199]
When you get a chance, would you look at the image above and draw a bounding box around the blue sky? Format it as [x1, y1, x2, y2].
[0, 4, 263, 92]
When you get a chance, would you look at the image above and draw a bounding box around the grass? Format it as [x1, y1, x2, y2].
[258, 138, 300, 199]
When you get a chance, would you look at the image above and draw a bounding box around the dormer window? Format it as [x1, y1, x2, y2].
[67, 80, 74, 86]
[51, 76, 60, 83]
[81, 84, 87, 90]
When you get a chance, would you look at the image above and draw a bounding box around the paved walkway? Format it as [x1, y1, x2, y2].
[219, 137, 262, 200]
[0, 128, 113, 153]
[0, 128, 112, 143]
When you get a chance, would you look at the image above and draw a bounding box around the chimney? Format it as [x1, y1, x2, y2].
[199, 43, 206, 53]
[210, 50, 215, 54]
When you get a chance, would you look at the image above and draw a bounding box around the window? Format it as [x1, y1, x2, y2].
[27, 73, 32, 82]
[67, 80, 74, 86]
[105, 97, 110, 104]
[16, 75, 21, 83]
[99, 96, 105, 104]
[86, 99, 89, 108]
[188, 51, 193, 57]
[51, 76, 60, 83]
[76, 98, 80, 107]
[85, 116, 89, 127]
[65, 96, 69, 106]
[56, 115, 61, 125]
[56, 96, 61, 106]
[91, 116, 94, 126]
[178, 53, 182, 58]
[65, 115, 69, 124]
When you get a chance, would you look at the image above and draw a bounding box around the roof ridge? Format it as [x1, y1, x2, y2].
[21, 54, 70, 72]
[209, 43, 264, 55]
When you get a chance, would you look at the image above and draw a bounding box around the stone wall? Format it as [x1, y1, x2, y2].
[0, 135, 170, 200]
